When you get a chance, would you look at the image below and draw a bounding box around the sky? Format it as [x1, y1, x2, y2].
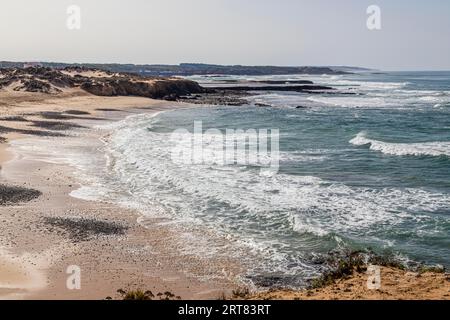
[0, 0, 449, 70]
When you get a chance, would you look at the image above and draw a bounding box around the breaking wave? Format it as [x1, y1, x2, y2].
[350, 132, 450, 157]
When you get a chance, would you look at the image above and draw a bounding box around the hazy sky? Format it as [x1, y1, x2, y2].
[1, 0, 449, 70]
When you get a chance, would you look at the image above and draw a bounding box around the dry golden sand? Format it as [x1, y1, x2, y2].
[0, 88, 157, 116]
[249, 267, 450, 300]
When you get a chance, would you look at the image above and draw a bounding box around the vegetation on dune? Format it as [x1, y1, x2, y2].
[310, 249, 445, 289]
[114, 289, 181, 300]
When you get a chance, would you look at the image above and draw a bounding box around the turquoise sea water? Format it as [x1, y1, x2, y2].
[82, 72, 450, 287]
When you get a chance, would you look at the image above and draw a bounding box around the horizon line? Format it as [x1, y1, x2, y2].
[2, 59, 450, 73]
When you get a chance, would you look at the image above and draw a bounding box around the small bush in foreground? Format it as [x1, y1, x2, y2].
[116, 289, 181, 300]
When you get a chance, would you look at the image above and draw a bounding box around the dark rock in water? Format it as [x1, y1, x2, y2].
[209, 85, 334, 92]
[178, 95, 198, 100]
[296, 105, 308, 109]
[178, 91, 248, 106]
[0, 184, 42, 205]
[255, 103, 272, 107]
[339, 92, 359, 95]
[43, 217, 128, 242]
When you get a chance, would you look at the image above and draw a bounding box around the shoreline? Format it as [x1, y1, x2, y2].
[0, 90, 448, 300]
[0, 90, 239, 299]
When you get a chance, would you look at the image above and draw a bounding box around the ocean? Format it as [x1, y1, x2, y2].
[73, 71, 450, 288]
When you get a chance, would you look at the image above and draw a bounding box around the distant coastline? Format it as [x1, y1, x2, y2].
[0, 61, 362, 77]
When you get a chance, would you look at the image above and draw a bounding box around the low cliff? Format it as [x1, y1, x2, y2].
[0, 67, 206, 100]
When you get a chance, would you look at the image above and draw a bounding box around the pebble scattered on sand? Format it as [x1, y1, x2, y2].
[0, 184, 42, 205]
[42, 216, 128, 242]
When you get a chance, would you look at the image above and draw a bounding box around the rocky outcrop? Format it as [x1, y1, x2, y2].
[0, 67, 345, 105]
[16, 79, 62, 94]
[0, 67, 206, 99]
[80, 78, 205, 99]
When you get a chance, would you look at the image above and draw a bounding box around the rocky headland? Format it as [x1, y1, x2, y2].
[0, 66, 352, 107]
[0, 67, 206, 100]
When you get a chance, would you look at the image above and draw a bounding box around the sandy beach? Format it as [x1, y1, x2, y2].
[0, 89, 240, 300]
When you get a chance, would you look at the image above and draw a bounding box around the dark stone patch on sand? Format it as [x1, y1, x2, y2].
[30, 121, 85, 131]
[0, 116, 29, 122]
[95, 108, 122, 112]
[37, 111, 104, 121]
[0, 184, 42, 205]
[43, 217, 128, 242]
[63, 110, 91, 115]
[41, 111, 76, 120]
[0, 136, 7, 144]
[254, 103, 272, 107]
[0, 125, 65, 137]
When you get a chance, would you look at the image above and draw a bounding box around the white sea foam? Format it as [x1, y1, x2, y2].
[307, 90, 450, 109]
[292, 216, 329, 237]
[307, 96, 392, 108]
[350, 132, 450, 157]
[239, 74, 450, 110]
[331, 79, 409, 90]
[93, 115, 450, 244]
[11, 110, 450, 282]
[41, 114, 446, 242]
